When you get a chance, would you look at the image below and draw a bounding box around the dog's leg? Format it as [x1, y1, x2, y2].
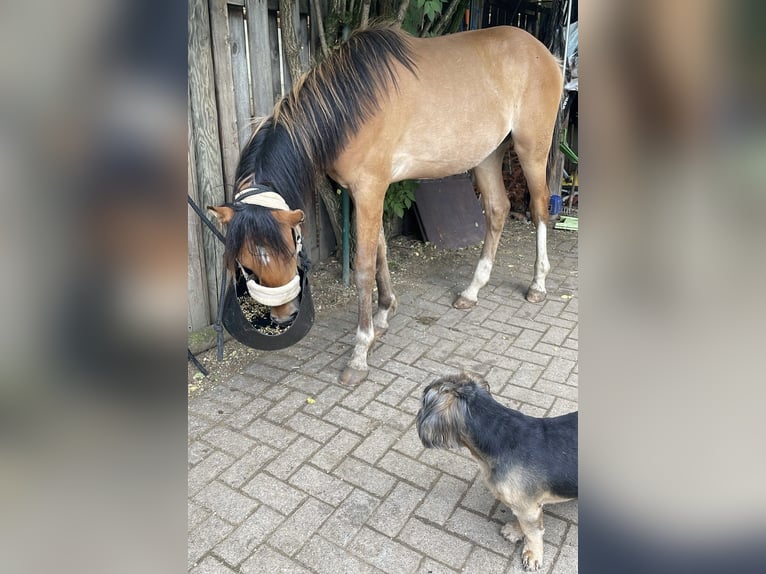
[500, 519, 524, 543]
[513, 506, 545, 572]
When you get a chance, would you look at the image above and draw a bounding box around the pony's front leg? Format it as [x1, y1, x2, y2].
[373, 227, 396, 338]
[340, 186, 385, 386]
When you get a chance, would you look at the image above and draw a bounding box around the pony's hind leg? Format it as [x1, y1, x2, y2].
[513, 134, 552, 303]
[373, 227, 396, 338]
[454, 147, 510, 309]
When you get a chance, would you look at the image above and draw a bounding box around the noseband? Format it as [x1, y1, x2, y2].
[234, 185, 304, 307]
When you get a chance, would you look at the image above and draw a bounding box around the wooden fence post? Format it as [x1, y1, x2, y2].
[189, 0, 227, 321]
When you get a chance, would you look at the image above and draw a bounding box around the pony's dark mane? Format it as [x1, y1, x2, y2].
[228, 24, 417, 272]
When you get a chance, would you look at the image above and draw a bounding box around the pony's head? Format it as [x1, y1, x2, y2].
[209, 189, 305, 325]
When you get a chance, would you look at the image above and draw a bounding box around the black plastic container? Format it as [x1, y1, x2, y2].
[222, 267, 314, 350]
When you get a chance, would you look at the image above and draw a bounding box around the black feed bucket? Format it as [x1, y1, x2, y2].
[222, 267, 314, 350]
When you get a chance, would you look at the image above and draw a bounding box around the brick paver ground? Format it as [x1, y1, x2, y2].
[189, 221, 578, 573]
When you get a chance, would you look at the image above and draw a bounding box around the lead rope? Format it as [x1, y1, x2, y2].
[187, 194, 229, 368]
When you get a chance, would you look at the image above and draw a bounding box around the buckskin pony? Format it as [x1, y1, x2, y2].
[209, 24, 562, 385]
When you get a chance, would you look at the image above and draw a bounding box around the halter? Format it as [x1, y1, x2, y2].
[234, 185, 305, 307]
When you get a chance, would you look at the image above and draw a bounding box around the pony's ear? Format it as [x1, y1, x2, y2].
[207, 205, 235, 224]
[273, 209, 305, 228]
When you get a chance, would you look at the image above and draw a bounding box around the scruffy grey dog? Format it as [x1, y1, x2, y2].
[416, 374, 578, 571]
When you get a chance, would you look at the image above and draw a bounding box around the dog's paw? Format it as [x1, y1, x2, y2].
[521, 547, 543, 571]
[501, 521, 524, 544]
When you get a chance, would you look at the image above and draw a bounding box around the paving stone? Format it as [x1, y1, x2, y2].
[204, 385, 254, 408]
[240, 545, 311, 574]
[506, 364, 544, 389]
[418, 449, 477, 482]
[312, 429, 362, 472]
[460, 477, 496, 517]
[244, 418, 297, 449]
[265, 435, 322, 480]
[415, 559, 458, 574]
[496, 385, 555, 410]
[333, 458, 396, 497]
[533, 379, 578, 402]
[325, 405, 376, 436]
[193, 480, 258, 524]
[546, 499, 578, 524]
[189, 555, 236, 574]
[541, 357, 576, 384]
[399, 518, 472, 570]
[189, 441, 210, 466]
[378, 451, 440, 489]
[320, 488, 380, 547]
[513, 328, 544, 350]
[286, 412, 339, 442]
[188, 515, 234, 565]
[377, 377, 420, 407]
[212, 505, 283, 566]
[547, 398, 578, 418]
[289, 464, 354, 505]
[518, 403, 548, 417]
[541, 513, 569, 545]
[541, 325, 571, 346]
[392, 427, 425, 459]
[340, 382, 383, 411]
[225, 397, 272, 429]
[188, 501, 210, 531]
[353, 425, 402, 464]
[219, 444, 279, 489]
[462, 547, 509, 574]
[362, 401, 414, 430]
[242, 473, 306, 515]
[350, 526, 422, 574]
[444, 508, 511, 556]
[188, 414, 213, 439]
[415, 474, 469, 525]
[367, 481, 425, 537]
[188, 451, 235, 496]
[202, 426, 256, 458]
[188, 399, 229, 423]
[505, 346, 552, 367]
[265, 390, 312, 424]
[303, 384, 349, 416]
[296, 535, 381, 574]
[268, 497, 334, 556]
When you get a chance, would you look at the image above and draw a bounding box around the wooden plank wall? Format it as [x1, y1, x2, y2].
[188, 0, 326, 332]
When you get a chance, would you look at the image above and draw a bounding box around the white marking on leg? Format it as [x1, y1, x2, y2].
[348, 325, 374, 371]
[373, 298, 394, 330]
[529, 223, 550, 294]
[461, 257, 493, 302]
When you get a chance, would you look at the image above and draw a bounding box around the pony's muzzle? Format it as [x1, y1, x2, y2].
[271, 303, 299, 325]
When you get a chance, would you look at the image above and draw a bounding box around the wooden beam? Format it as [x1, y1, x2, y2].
[209, 0, 240, 197]
[188, 102, 211, 331]
[246, 0, 277, 116]
[228, 5, 254, 149]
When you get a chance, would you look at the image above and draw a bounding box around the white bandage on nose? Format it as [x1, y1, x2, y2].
[245, 273, 300, 307]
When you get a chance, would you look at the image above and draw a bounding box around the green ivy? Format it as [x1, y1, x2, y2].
[383, 180, 417, 219]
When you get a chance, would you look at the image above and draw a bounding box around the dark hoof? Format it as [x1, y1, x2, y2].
[339, 366, 368, 386]
[525, 288, 546, 304]
[453, 295, 477, 309]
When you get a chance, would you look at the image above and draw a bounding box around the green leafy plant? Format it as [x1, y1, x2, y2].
[383, 180, 417, 219]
